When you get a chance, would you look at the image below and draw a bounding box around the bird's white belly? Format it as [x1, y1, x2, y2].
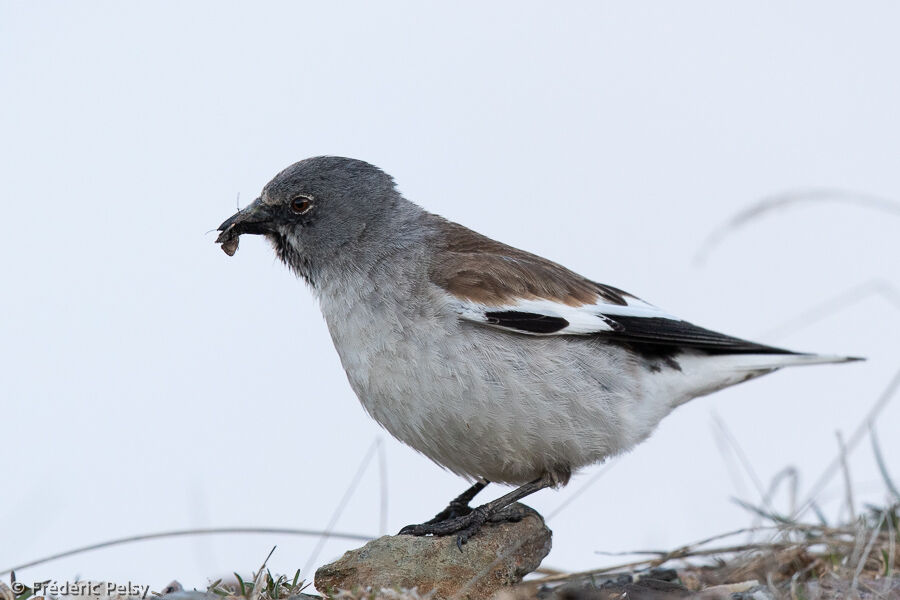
[317, 286, 675, 485]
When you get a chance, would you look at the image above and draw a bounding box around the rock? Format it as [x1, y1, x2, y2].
[315, 503, 551, 599]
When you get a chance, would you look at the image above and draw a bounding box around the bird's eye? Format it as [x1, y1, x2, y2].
[290, 196, 313, 214]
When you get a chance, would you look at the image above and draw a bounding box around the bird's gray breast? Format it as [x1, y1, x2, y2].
[315, 270, 468, 456]
[312, 267, 657, 485]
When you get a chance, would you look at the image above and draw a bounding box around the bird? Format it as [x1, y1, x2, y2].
[216, 156, 859, 547]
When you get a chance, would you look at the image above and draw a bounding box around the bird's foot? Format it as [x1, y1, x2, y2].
[399, 506, 489, 550]
[398, 504, 527, 550]
[399, 480, 487, 533]
[421, 498, 474, 525]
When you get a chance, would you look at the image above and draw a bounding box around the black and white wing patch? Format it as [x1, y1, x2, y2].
[455, 296, 655, 335]
[454, 295, 793, 355]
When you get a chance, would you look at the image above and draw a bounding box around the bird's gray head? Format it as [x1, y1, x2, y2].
[216, 156, 409, 283]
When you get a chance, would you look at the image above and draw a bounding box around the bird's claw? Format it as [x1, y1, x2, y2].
[423, 500, 473, 525]
[397, 496, 476, 535]
[454, 522, 482, 552]
[398, 506, 489, 550]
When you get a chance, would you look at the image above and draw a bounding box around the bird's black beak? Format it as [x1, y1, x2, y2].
[215, 198, 275, 256]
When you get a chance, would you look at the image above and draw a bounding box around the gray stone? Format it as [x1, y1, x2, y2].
[315, 503, 551, 599]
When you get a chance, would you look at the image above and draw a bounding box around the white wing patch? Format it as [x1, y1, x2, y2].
[453, 294, 679, 336]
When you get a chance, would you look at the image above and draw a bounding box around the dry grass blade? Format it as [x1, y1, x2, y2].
[533, 503, 900, 594]
[762, 467, 799, 519]
[884, 506, 897, 596]
[0, 527, 373, 577]
[0, 582, 15, 600]
[836, 431, 856, 522]
[758, 278, 900, 341]
[247, 547, 276, 600]
[546, 462, 616, 520]
[693, 188, 900, 265]
[377, 437, 389, 536]
[870, 422, 900, 502]
[852, 510, 885, 593]
[302, 438, 381, 576]
[711, 413, 770, 513]
[793, 364, 900, 521]
[534, 526, 782, 584]
[732, 498, 793, 525]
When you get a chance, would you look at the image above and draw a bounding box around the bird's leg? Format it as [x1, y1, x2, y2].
[421, 480, 489, 524]
[398, 481, 487, 535]
[399, 474, 553, 550]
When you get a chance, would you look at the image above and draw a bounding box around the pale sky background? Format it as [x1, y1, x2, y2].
[1, 0, 899, 591]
